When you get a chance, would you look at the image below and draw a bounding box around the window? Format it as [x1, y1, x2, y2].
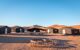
[53, 29, 59, 33]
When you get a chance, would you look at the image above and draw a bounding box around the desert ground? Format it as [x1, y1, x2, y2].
[0, 34, 80, 50]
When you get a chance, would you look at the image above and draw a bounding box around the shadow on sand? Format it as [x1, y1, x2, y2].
[0, 36, 33, 43]
[35, 40, 77, 49]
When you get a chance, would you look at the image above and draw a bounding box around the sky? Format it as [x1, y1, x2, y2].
[0, 0, 80, 26]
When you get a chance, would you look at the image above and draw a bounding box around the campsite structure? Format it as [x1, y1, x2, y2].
[0, 25, 80, 35]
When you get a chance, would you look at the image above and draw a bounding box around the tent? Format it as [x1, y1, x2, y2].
[15, 27, 25, 33]
[0, 26, 11, 34]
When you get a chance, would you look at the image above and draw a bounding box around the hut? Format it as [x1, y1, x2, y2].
[61, 27, 72, 35]
[10, 26, 25, 33]
[47, 25, 66, 35]
[0, 26, 11, 34]
[0, 26, 3, 34]
[15, 27, 25, 33]
[27, 25, 47, 33]
[61, 25, 80, 35]
[71, 25, 80, 35]
[47, 27, 59, 34]
[27, 28, 46, 32]
[71, 29, 80, 35]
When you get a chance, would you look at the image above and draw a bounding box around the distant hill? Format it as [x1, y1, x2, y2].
[71, 25, 80, 29]
[48, 24, 67, 29]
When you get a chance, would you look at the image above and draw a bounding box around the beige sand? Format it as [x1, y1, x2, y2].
[0, 35, 80, 50]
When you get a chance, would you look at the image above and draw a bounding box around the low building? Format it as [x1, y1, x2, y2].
[27, 25, 47, 33]
[61, 27, 72, 35]
[47, 25, 80, 35]
[0, 26, 11, 34]
[71, 25, 80, 35]
[0, 25, 80, 35]
[47, 25, 66, 35]
[11, 26, 25, 33]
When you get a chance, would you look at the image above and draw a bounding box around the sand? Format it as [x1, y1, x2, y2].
[0, 35, 80, 50]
